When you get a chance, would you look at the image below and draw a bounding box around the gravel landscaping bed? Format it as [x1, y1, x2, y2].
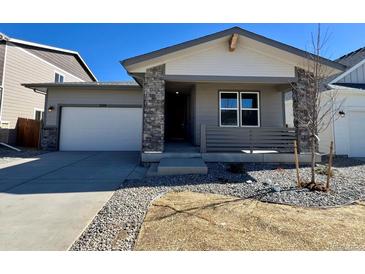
[0, 146, 46, 165]
[70, 157, 365, 251]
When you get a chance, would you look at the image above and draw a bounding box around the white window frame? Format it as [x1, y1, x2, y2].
[54, 72, 65, 83]
[219, 91, 239, 127]
[34, 108, 44, 121]
[240, 91, 260, 127]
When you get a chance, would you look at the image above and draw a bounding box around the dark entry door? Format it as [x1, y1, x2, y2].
[165, 93, 188, 141]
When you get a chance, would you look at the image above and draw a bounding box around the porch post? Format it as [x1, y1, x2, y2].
[292, 67, 311, 153]
[142, 64, 165, 153]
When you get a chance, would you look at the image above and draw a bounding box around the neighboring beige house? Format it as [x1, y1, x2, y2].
[25, 27, 345, 163]
[0, 33, 97, 144]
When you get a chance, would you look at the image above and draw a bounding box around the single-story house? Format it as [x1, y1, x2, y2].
[24, 27, 345, 163]
[286, 47, 365, 157]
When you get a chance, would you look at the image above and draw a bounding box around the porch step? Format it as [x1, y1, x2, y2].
[157, 157, 208, 175]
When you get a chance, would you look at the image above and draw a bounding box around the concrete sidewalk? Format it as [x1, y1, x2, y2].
[0, 151, 139, 250]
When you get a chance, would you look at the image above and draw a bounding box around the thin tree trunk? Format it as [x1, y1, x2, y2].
[326, 141, 334, 191]
[311, 137, 316, 183]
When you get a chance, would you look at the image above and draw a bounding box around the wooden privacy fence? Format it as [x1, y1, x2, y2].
[200, 124, 296, 153]
[16, 118, 41, 148]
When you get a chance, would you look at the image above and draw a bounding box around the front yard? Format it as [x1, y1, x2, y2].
[135, 191, 365, 251]
[70, 157, 365, 251]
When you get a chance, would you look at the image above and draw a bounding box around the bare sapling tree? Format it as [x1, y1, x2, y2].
[293, 24, 343, 187]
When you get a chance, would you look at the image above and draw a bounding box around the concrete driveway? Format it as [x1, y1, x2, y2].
[0, 151, 140, 250]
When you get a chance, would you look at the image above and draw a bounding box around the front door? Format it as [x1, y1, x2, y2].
[165, 93, 188, 141]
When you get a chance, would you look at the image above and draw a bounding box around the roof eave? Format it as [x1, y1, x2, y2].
[22, 82, 142, 90]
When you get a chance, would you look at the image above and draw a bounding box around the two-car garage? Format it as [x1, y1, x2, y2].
[32, 83, 143, 152]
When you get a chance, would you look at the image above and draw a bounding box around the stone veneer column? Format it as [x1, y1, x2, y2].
[292, 67, 311, 153]
[142, 65, 165, 152]
[41, 127, 58, 151]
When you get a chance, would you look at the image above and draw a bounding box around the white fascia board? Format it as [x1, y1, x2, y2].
[328, 84, 365, 94]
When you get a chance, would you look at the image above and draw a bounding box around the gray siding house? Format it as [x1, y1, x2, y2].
[25, 27, 345, 163]
[0, 33, 96, 143]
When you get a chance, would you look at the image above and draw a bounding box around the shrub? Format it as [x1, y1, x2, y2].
[227, 163, 245, 174]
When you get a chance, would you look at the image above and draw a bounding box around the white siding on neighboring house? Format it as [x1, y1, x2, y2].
[1, 44, 82, 129]
[314, 88, 365, 156]
[329, 90, 365, 156]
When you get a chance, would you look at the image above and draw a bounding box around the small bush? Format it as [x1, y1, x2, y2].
[227, 163, 245, 174]
[315, 164, 334, 177]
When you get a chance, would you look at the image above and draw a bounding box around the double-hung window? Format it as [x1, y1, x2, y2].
[54, 72, 64, 83]
[219, 91, 260, 127]
[219, 92, 239, 127]
[240, 91, 260, 127]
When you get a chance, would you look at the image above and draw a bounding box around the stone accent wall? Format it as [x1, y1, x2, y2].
[41, 127, 58, 150]
[142, 65, 165, 152]
[292, 67, 311, 152]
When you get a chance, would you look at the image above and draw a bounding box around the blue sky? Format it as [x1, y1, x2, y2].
[0, 23, 364, 81]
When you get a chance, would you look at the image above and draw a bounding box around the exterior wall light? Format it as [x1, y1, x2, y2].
[48, 106, 55, 112]
[339, 110, 345, 118]
[175, 91, 180, 95]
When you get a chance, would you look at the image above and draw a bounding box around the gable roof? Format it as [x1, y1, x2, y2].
[0, 32, 97, 81]
[121, 26, 346, 71]
[336, 47, 365, 67]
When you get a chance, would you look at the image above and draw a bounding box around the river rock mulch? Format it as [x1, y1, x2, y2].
[70, 157, 365, 251]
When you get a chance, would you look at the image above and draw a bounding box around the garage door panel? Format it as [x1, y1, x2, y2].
[60, 107, 142, 151]
[349, 111, 365, 157]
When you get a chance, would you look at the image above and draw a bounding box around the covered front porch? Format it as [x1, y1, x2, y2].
[142, 79, 318, 164]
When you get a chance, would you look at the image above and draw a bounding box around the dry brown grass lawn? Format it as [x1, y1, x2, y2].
[135, 191, 365, 251]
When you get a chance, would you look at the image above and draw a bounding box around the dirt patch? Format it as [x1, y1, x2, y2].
[135, 191, 365, 251]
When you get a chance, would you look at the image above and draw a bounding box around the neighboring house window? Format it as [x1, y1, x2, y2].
[34, 109, 44, 121]
[54, 72, 64, 83]
[240, 92, 260, 127]
[219, 91, 239, 127]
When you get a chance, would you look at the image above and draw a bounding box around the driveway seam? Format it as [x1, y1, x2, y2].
[2, 152, 100, 192]
[66, 162, 139, 250]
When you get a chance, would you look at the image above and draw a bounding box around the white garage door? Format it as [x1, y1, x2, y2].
[59, 107, 142, 151]
[349, 111, 365, 157]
